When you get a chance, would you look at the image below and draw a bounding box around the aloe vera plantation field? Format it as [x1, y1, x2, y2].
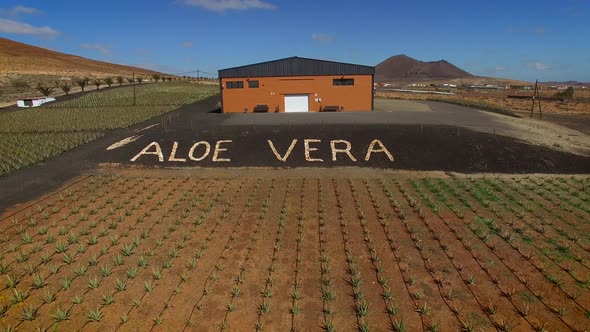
[0, 64, 589, 332]
[0, 82, 217, 176]
[0, 170, 589, 331]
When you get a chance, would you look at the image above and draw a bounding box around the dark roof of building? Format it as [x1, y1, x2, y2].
[218, 56, 375, 78]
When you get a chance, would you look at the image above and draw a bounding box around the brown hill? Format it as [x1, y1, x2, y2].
[375, 54, 473, 82]
[0, 37, 173, 106]
[0, 37, 162, 77]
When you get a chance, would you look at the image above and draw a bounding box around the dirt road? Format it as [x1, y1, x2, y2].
[374, 98, 590, 157]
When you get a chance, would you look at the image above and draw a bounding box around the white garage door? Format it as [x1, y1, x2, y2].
[284, 95, 309, 113]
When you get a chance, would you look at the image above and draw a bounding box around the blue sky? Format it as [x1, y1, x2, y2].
[1, 0, 588, 82]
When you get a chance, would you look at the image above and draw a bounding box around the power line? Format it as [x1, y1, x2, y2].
[172, 69, 215, 77]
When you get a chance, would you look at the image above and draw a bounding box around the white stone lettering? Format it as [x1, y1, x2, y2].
[267, 139, 297, 162]
[130, 138, 394, 164]
[365, 139, 394, 161]
[304, 139, 323, 162]
[330, 140, 357, 161]
[212, 140, 232, 162]
[188, 141, 211, 161]
[168, 142, 187, 162]
[106, 135, 142, 151]
[130, 142, 164, 162]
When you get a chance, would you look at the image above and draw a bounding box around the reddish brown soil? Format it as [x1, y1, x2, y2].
[0, 170, 589, 331]
[0, 37, 161, 78]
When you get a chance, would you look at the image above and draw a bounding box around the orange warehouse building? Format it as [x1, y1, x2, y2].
[218, 57, 375, 113]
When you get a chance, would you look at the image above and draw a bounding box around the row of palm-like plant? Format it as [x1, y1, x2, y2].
[34, 74, 175, 97]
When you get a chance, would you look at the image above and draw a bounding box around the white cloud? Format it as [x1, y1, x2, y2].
[181, 41, 193, 48]
[182, 0, 275, 12]
[0, 18, 58, 36]
[311, 33, 335, 43]
[525, 61, 550, 71]
[0, 5, 41, 16]
[11, 5, 40, 15]
[80, 43, 112, 55]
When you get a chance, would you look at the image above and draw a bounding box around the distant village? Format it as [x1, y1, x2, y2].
[374, 82, 587, 91]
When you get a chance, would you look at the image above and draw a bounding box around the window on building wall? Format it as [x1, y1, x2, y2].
[333, 78, 354, 86]
[248, 80, 259, 88]
[226, 81, 244, 89]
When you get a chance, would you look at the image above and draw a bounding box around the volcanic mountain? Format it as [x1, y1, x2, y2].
[0, 37, 162, 77]
[375, 54, 473, 82]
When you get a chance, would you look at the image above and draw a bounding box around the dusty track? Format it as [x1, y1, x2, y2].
[375, 99, 590, 157]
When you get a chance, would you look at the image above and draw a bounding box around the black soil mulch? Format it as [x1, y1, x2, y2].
[1, 95, 588, 215]
[110, 123, 590, 173]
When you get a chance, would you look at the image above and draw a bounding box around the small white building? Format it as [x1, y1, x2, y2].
[17, 97, 56, 108]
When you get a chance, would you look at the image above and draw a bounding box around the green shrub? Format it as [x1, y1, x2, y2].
[553, 87, 574, 101]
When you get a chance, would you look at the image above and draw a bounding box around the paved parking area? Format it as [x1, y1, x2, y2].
[215, 98, 590, 157]
[221, 99, 505, 128]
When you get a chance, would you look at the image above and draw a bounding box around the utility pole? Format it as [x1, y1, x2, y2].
[132, 72, 136, 106]
[197, 70, 200, 84]
[530, 80, 542, 119]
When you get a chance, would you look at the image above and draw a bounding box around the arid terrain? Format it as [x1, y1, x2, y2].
[0, 37, 169, 106]
[0, 37, 161, 77]
[377, 88, 590, 115]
